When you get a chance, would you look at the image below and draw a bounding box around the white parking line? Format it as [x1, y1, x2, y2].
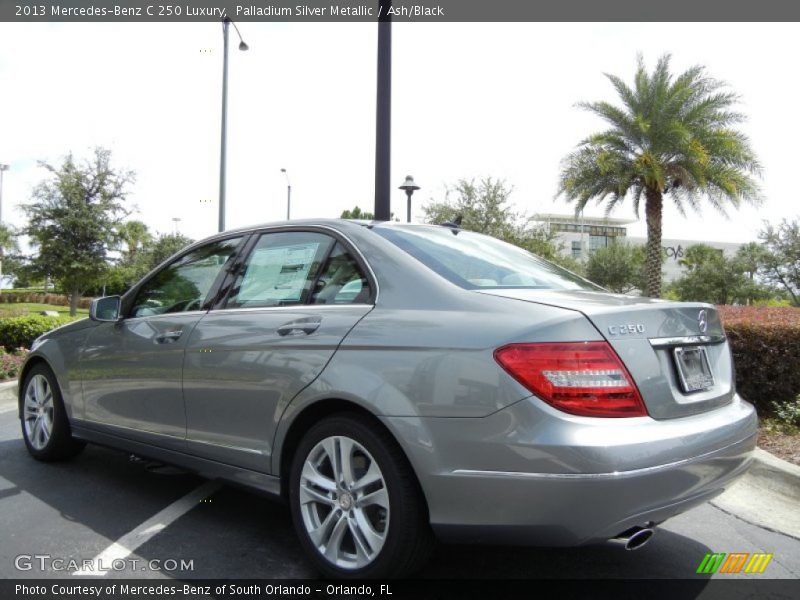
[72, 480, 221, 577]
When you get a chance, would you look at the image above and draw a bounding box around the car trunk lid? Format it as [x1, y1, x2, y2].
[477, 289, 733, 419]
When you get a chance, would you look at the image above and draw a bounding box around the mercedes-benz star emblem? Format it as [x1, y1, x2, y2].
[698, 309, 708, 333]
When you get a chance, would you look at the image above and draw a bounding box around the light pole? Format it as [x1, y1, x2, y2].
[398, 175, 419, 223]
[172, 217, 182, 234]
[374, 0, 392, 221]
[280, 168, 291, 220]
[0, 163, 8, 223]
[218, 18, 249, 233]
[0, 164, 8, 292]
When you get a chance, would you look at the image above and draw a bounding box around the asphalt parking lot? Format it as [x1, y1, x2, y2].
[0, 385, 798, 583]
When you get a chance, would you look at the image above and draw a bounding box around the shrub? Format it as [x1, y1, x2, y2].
[772, 397, 800, 429]
[0, 315, 80, 350]
[717, 306, 800, 418]
[0, 348, 28, 381]
[0, 292, 92, 309]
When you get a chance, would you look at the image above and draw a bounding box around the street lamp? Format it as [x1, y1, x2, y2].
[218, 17, 249, 233]
[0, 163, 8, 224]
[0, 164, 8, 292]
[399, 175, 420, 223]
[280, 168, 291, 220]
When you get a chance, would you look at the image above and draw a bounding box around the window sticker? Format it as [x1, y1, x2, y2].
[238, 242, 320, 305]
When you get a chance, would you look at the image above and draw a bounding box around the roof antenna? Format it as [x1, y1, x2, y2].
[440, 214, 463, 234]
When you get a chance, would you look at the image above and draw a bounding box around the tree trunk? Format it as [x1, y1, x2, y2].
[69, 290, 80, 317]
[644, 188, 663, 298]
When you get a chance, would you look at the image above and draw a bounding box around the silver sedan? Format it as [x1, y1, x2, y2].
[18, 219, 756, 578]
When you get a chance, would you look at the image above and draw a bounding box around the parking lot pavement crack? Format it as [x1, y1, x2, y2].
[709, 500, 800, 542]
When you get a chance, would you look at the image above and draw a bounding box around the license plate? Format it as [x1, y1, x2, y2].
[673, 346, 714, 393]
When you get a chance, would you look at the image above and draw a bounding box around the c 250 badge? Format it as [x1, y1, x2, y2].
[608, 324, 646, 335]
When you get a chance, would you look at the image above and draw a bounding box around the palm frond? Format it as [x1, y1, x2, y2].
[557, 53, 761, 227]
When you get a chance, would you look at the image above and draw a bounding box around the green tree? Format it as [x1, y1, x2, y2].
[671, 244, 769, 305]
[759, 218, 800, 306]
[340, 206, 375, 220]
[116, 220, 152, 260]
[422, 178, 573, 268]
[22, 148, 134, 315]
[145, 233, 194, 271]
[96, 220, 156, 295]
[584, 241, 646, 293]
[96, 231, 195, 297]
[557, 54, 761, 298]
[733, 241, 770, 281]
[423, 178, 519, 239]
[677, 243, 723, 271]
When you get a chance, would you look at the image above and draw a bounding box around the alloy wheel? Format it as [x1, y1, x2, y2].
[298, 435, 390, 569]
[23, 374, 54, 451]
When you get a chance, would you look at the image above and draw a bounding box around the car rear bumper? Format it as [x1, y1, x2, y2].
[381, 393, 757, 546]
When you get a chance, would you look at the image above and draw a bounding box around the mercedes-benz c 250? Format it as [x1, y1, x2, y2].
[19, 219, 756, 577]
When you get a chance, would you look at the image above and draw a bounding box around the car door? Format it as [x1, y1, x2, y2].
[182, 229, 375, 472]
[79, 236, 245, 449]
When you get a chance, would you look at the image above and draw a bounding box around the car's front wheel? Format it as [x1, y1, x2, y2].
[20, 364, 86, 461]
[289, 413, 433, 578]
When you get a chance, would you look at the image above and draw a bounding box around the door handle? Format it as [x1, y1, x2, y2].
[277, 318, 322, 336]
[155, 329, 183, 344]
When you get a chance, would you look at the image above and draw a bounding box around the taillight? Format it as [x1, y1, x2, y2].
[494, 342, 647, 417]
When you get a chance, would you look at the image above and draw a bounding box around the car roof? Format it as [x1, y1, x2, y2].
[197, 218, 448, 243]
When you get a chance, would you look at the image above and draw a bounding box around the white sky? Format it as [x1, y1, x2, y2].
[0, 22, 797, 244]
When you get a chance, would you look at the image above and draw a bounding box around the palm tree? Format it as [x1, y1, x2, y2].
[116, 220, 152, 260]
[557, 54, 761, 297]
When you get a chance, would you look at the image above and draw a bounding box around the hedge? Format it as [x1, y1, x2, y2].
[717, 306, 800, 416]
[0, 292, 92, 309]
[0, 315, 80, 350]
[0, 348, 28, 381]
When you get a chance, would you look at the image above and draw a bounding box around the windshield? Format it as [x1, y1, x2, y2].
[374, 225, 602, 291]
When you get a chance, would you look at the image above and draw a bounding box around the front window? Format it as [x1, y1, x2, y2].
[374, 225, 601, 291]
[130, 237, 243, 317]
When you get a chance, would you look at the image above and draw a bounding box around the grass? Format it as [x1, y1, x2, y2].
[759, 418, 800, 466]
[0, 302, 88, 318]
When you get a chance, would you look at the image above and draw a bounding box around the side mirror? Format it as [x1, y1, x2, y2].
[89, 296, 122, 322]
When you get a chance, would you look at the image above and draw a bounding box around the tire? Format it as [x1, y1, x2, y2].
[20, 364, 86, 462]
[289, 412, 434, 578]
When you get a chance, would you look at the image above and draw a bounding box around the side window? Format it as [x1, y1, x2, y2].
[130, 237, 242, 318]
[226, 232, 334, 308]
[311, 243, 372, 305]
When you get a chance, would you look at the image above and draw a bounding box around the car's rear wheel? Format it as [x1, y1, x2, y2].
[20, 364, 85, 461]
[289, 413, 433, 578]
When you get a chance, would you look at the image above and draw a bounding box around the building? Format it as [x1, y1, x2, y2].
[627, 236, 743, 282]
[535, 213, 634, 260]
[534, 213, 743, 282]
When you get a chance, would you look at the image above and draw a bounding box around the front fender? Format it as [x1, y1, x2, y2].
[19, 326, 93, 421]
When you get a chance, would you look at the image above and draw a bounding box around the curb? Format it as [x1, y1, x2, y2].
[711, 447, 800, 540]
[749, 447, 800, 501]
[0, 379, 17, 392]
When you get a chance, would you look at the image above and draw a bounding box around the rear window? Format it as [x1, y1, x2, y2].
[374, 225, 601, 291]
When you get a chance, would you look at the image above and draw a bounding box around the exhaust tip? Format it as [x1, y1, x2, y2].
[624, 528, 654, 551]
[610, 526, 655, 551]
